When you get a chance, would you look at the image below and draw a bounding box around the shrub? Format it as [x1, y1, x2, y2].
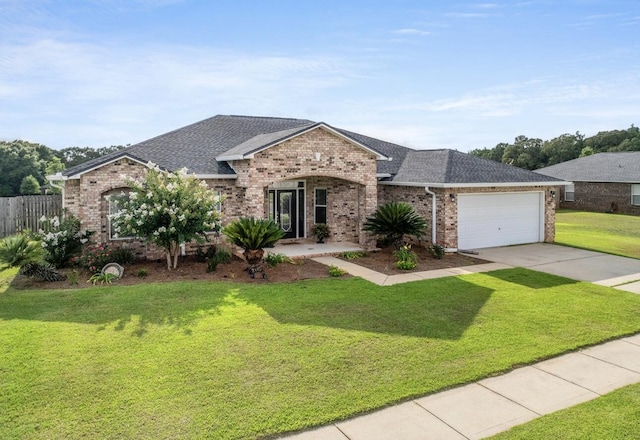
[0, 234, 43, 268]
[310, 223, 330, 242]
[87, 272, 117, 285]
[394, 244, 418, 270]
[340, 251, 367, 260]
[363, 202, 427, 248]
[136, 268, 148, 278]
[223, 217, 284, 268]
[196, 245, 216, 262]
[429, 243, 445, 259]
[212, 245, 233, 264]
[265, 252, 294, 268]
[328, 265, 347, 277]
[19, 262, 67, 282]
[75, 243, 135, 274]
[34, 213, 93, 268]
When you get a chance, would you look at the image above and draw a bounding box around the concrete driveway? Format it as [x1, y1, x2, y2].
[475, 243, 640, 289]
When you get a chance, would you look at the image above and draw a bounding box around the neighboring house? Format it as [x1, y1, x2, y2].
[535, 152, 640, 215]
[49, 115, 563, 257]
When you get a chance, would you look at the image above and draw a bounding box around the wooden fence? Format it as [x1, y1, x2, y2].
[0, 195, 63, 237]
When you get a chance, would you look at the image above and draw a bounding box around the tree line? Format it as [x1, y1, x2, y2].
[470, 125, 640, 170]
[0, 141, 126, 196]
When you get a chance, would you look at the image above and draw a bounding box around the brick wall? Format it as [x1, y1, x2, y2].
[559, 182, 640, 215]
[230, 127, 379, 248]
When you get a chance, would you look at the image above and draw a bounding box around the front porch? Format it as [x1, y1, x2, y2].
[270, 239, 364, 259]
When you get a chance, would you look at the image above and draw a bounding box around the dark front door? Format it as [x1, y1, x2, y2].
[273, 189, 297, 239]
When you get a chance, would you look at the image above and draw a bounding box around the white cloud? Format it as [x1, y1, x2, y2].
[392, 28, 431, 36]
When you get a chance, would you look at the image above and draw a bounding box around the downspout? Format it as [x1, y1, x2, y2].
[424, 187, 436, 244]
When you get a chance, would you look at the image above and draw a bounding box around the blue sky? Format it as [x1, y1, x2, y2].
[1, 0, 639, 152]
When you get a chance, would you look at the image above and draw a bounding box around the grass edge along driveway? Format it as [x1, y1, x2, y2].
[2, 268, 640, 439]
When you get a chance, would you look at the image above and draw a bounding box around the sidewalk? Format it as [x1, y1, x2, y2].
[281, 334, 640, 440]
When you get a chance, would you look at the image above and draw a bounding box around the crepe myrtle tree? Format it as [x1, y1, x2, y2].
[110, 164, 223, 269]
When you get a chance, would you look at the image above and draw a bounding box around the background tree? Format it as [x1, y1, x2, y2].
[541, 133, 584, 166]
[0, 140, 53, 196]
[55, 145, 127, 167]
[111, 165, 223, 269]
[44, 157, 66, 194]
[19, 175, 41, 195]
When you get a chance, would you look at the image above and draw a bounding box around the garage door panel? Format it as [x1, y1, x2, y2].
[458, 192, 542, 249]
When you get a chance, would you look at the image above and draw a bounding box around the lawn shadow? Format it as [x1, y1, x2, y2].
[0, 281, 236, 336]
[238, 278, 493, 340]
[486, 267, 579, 289]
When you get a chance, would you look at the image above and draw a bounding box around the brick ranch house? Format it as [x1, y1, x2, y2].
[535, 152, 640, 215]
[49, 115, 564, 258]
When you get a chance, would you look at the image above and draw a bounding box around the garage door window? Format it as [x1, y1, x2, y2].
[632, 185, 640, 206]
[565, 184, 575, 202]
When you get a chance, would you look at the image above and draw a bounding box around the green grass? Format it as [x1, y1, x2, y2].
[490, 382, 640, 439]
[2, 269, 640, 439]
[555, 210, 640, 259]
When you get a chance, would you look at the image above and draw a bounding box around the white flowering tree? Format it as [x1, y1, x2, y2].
[110, 164, 223, 269]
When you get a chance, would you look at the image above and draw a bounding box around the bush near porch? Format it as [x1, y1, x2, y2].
[2, 268, 640, 439]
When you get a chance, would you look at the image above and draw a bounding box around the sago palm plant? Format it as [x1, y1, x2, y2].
[363, 202, 427, 248]
[223, 217, 285, 268]
[0, 233, 43, 268]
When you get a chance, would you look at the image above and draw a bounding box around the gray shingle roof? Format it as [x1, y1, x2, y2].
[388, 149, 561, 184]
[61, 114, 561, 185]
[535, 152, 640, 183]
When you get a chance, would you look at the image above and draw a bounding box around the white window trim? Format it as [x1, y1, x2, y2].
[564, 184, 575, 202]
[632, 184, 640, 206]
[314, 188, 327, 224]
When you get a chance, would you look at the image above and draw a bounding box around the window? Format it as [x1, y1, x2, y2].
[632, 185, 640, 206]
[314, 188, 327, 224]
[108, 194, 133, 240]
[565, 184, 575, 202]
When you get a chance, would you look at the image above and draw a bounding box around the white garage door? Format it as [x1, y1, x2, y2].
[458, 192, 543, 250]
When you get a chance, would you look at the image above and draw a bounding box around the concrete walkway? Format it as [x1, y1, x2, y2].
[311, 256, 511, 286]
[281, 334, 640, 440]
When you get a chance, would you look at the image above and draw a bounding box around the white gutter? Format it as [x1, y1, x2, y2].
[424, 186, 436, 244]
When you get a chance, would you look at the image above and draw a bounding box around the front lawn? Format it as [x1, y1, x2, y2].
[490, 382, 640, 439]
[555, 210, 640, 259]
[2, 268, 640, 439]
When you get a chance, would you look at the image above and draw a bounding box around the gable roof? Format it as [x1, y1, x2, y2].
[57, 114, 562, 186]
[535, 152, 640, 183]
[215, 122, 389, 161]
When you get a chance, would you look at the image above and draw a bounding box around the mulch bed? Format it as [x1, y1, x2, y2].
[11, 245, 487, 289]
[339, 245, 488, 275]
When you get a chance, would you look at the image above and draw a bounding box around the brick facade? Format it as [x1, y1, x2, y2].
[62, 128, 556, 259]
[558, 182, 640, 215]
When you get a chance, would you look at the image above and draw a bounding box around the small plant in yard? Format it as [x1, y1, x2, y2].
[195, 245, 216, 262]
[328, 265, 347, 277]
[265, 252, 294, 268]
[18, 261, 67, 282]
[429, 243, 445, 259]
[136, 268, 148, 278]
[340, 251, 367, 260]
[67, 270, 79, 285]
[87, 272, 117, 285]
[394, 244, 418, 270]
[363, 202, 427, 248]
[34, 212, 93, 268]
[0, 234, 43, 268]
[205, 246, 234, 273]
